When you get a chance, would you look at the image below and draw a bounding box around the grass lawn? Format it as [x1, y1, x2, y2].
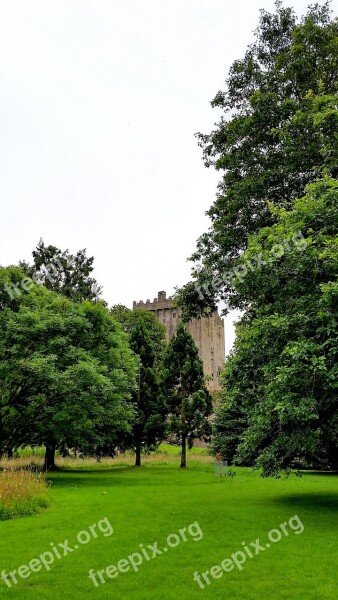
[0, 454, 337, 599]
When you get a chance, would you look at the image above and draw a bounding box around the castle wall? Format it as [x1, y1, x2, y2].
[133, 291, 225, 391]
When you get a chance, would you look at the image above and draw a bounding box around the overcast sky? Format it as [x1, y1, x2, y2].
[1, 0, 335, 353]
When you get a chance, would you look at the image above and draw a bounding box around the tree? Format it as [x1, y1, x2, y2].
[110, 306, 167, 466]
[0, 271, 137, 469]
[176, 1, 338, 318]
[212, 178, 338, 476]
[164, 323, 212, 467]
[20, 239, 102, 302]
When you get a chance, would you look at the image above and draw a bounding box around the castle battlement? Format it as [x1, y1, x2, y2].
[133, 291, 174, 310]
[132, 291, 225, 392]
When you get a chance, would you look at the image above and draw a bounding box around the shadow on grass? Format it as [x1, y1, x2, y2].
[272, 492, 338, 513]
[46, 465, 206, 488]
[301, 471, 338, 476]
[47, 467, 147, 488]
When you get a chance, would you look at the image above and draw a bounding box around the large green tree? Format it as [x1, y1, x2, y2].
[110, 306, 167, 466]
[164, 323, 212, 468]
[20, 239, 102, 302]
[212, 178, 338, 476]
[0, 270, 137, 469]
[176, 1, 338, 318]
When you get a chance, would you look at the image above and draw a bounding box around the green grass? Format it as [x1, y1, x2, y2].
[0, 494, 49, 521]
[14, 447, 46, 458]
[0, 458, 337, 599]
[157, 443, 208, 455]
[0, 469, 49, 521]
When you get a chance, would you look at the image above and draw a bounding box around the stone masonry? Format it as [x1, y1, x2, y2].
[133, 291, 225, 392]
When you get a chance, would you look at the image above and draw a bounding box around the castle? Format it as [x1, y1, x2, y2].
[133, 291, 225, 392]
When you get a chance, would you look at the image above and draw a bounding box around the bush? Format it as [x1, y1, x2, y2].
[0, 468, 49, 520]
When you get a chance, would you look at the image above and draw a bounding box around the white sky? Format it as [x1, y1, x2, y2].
[1, 0, 334, 353]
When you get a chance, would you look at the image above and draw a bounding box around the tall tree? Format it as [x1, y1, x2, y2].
[212, 178, 338, 476]
[164, 323, 212, 468]
[20, 239, 102, 302]
[110, 306, 167, 466]
[176, 1, 338, 318]
[0, 272, 137, 469]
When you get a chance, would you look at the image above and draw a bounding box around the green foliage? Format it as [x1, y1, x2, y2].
[110, 306, 167, 464]
[212, 179, 338, 475]
[176, 1, 338, 317]
[0, 265, 32, 312]
[0, 274, 137, 464]
[20, 238, 102, 302]
[164, 323, 212, 466]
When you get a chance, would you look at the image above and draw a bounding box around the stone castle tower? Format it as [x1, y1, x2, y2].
[133, 291, 225, 392]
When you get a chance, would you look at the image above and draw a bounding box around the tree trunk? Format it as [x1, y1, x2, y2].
[44, 441, 57, 471]
[180, 392, 187, 468]
[135, 364, 142, 467]
[135, 444, 141, 467]
[180, 436, 187, 468]
[7, 446, 13, 459]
